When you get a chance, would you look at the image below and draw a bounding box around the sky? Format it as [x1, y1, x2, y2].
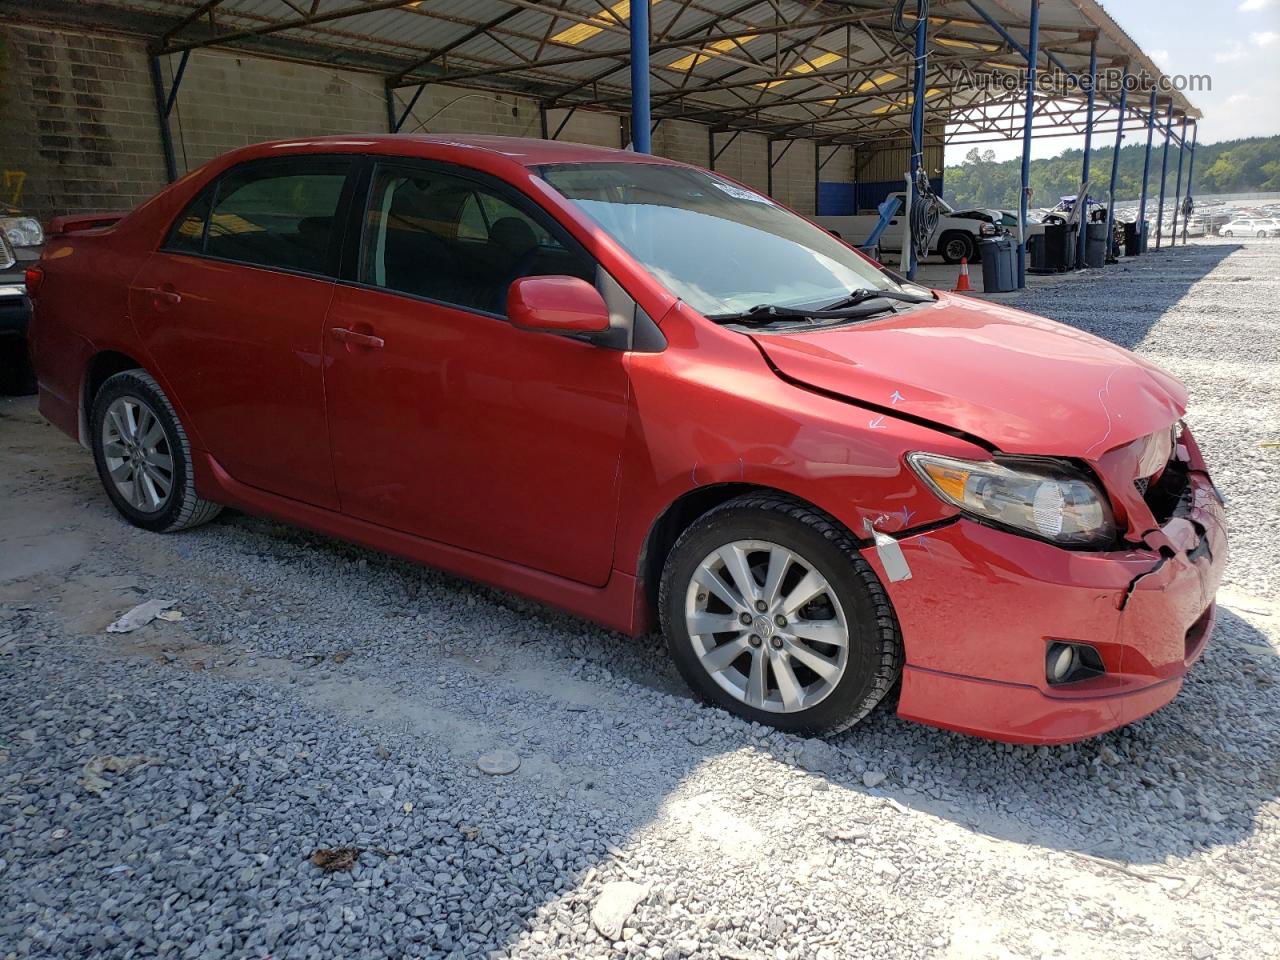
[969, 0, 1280, 162]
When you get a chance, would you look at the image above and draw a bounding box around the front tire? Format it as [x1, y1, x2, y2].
[939, 231, 975, 264]
[659, 494, 903, 736]
[90, 369, 222, 532]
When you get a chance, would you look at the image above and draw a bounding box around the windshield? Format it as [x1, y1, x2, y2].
[539, 161, 897, 317]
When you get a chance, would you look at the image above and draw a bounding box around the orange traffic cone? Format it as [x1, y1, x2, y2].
[953, 257, 973, 292]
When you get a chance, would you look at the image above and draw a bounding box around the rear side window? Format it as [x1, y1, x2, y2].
[359, 163, 595, 316]
[166, 187, 212, 254]
[166, 157, 352, 275]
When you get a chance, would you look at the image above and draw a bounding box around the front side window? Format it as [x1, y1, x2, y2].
[539, 162, 898, 317]
[360, 164, 595, 316]
[193, 159, 352, 274]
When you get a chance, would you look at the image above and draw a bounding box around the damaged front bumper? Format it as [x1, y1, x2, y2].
[862, 450, 1227, 745]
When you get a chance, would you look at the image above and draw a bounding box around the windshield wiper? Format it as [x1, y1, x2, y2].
[818, 287, 936, 310]
[708, 300, 900, 326]
[707, 288, 933, 326]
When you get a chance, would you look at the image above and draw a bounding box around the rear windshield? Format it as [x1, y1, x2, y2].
[539, 161, 897, 317]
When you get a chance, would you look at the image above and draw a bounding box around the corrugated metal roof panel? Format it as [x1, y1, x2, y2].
[58, 0, 1199, 142]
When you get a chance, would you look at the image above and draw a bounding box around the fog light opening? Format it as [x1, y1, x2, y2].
[1046, 641, 1105, 686]
[1047, 643, 1077, 683]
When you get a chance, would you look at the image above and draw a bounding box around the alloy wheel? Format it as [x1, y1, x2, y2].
[683, 539, 850, 713]
[101, 395, 174, 513]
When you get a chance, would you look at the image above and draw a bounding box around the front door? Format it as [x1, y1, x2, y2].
[129, 156, 355, 509]
[323, 160, 630, 586]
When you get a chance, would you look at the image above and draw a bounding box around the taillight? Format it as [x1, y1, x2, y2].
[24, 267, 43, 296]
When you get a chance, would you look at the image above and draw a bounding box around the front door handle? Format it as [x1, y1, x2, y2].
[331, 327, 385, 349]
[142, 285, 182, 306]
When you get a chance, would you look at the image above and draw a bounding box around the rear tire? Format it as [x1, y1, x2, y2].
[659, 493, 903, 736]
[90, 369, 222, 533]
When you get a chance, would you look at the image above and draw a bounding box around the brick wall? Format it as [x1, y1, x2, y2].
[1, 21, 854, 226]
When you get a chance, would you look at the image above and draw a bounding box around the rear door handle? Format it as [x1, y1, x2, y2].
[331, 327, 385, 349]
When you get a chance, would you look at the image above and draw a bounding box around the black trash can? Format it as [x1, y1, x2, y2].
[1060, 223, 1078, 270]
[1085, 223, 1108, 268]
[1029, 223, 1077, 273]
[1123, 221, 1142, 256]
[1027, 234, 1047, 273]
[978, 236, 1017, 292]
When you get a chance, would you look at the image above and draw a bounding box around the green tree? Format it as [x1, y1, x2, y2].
[943, 134, 1280, 207]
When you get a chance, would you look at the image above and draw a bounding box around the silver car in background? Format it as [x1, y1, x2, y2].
[1219, 218, 1277, 238]
[0, 206, 43, 394]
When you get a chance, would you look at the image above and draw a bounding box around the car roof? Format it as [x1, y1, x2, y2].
[250, 134, 680, 168]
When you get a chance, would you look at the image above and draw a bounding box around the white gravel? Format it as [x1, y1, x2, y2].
[2, 237, 1278, 960]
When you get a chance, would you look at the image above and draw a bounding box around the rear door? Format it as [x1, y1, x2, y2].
[322, 159, 631, 586]
[129, 156, 356, 509]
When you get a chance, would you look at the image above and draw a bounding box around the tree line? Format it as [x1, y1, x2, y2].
[943, 134, 1280, 209]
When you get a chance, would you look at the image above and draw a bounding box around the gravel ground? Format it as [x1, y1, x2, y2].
[2, 237, 1278, 960]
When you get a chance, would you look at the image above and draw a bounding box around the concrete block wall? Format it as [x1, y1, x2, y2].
[165, 49, 387, 170]
[769, 138, 816, 215]
[652, 119, 708, 168]
[397, 88, 543, 141]
[0, 24, 167, 222]
[1, 20, 860, 227]
[540, 107, 621, 148]
[709, 130, 769, 197]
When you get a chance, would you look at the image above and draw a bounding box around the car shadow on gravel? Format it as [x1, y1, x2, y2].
[1009, 242, 1244, 351]
[816, 605, 1280, 866]
[209, 508, 1279, 874]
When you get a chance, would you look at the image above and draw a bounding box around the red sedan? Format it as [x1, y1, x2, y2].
[26, 135, 1226, 743]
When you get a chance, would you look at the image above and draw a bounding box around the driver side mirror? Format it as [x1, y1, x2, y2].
[507, 276, 611, 335]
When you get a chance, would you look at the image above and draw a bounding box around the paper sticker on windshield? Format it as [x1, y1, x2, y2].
[709, 178, 772, 204]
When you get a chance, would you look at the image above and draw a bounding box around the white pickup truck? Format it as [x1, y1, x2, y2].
[815, 192, 1001, 263]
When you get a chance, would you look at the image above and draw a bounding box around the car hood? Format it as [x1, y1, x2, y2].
[752, 294, 1187, 458]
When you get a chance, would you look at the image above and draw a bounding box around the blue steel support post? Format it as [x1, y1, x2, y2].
[907, 0, 929, 280]
[1137, 89, 1158, 253]
[148, 50, 190, 183]
[1154, 100, 1173, 249]
[1170, 115, 1188, 244]
[630, 0, 651, 153]
[1182, 122, 1198, 243]
[1017, 0, 1040, 288]
[385, 85, 398, 132]
[1076, 35, 1098, 266]
[1103, 65, 1128, 260]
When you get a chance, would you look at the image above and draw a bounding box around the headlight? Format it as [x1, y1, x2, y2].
[908, 453, 1115, 546]
[0, 217, 44, 248]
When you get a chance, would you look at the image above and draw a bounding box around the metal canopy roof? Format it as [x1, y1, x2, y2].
[11, 0, 1200, 146]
